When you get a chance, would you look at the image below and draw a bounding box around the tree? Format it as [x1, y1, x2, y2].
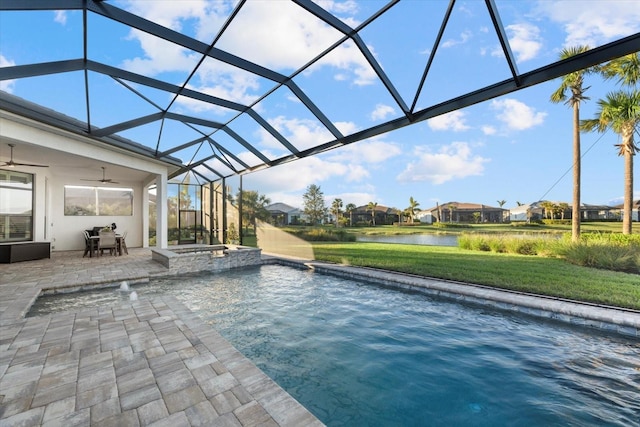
[497, 200, 506, 223]
[540, 201, 556, 220]
[302, 184, 327, 225]
[447, 204, 455, 223]
[472, 212, 481, 224]
[582, 90, 640, 234]
[238, 190, 271, 234]
[367, 202, 378, 226]
[516, 201, 524, 206]
[331, 198, 343, 227]
[550, 45, 594, 243]
[405, 197, 420, 224]
[345, 203, 356, 227]
[558, 202, 570, 220]
[582, 52, 639, 235]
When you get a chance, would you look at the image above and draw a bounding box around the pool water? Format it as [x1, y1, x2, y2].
[30, 265, 640, 426]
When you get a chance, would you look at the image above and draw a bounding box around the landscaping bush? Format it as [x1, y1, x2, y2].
[460, 233, 547, 255]
[287, 227, 356, 242]
[553, 233, 640, 273]
[432, 222, 472, 229]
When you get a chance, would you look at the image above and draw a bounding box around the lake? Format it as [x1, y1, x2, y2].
[356, 233, 458, 246]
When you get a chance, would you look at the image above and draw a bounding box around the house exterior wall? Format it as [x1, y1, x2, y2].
[1, 111, 173, 251]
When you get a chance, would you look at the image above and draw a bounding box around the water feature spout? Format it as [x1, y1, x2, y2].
[119, 281, 130, 292]
[129, 291, 138, 301]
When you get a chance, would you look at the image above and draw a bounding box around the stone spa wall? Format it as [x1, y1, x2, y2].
[151, 245, 262, 275]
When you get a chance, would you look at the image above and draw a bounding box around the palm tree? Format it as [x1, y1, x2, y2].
[447, 204, 455, 223]
[345, 203, 356, 227]
[581, 90, 640, 234]
[497, 200, 506, 223]
[331, 198, 343, 227]
[550, 45, 594, 243]
[367, 202, 378, 226]
[558, 202, 570, 220]
[406, 197, 420, 224]
[540, 201, 556, 220]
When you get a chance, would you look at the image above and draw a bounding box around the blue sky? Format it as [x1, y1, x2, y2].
[1, 1, 639, 212]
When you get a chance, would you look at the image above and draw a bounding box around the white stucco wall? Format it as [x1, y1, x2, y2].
[1, 111, 173, 251]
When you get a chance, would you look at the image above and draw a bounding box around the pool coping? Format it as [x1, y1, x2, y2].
[265, 256, 640, 339]
[0, 250, 325, 426]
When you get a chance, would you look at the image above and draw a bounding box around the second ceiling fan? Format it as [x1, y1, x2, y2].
[82, 167, 119, 184]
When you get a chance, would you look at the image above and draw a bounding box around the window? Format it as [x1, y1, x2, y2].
[64, 185, 133, 216]
[0, 169, 33, 242]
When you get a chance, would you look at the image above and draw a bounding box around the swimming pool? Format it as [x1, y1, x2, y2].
[30, 265, 640, 426]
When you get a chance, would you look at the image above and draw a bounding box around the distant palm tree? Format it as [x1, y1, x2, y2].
[345, 203, 356, 227]
[540, 201, 556, 220]
[550, 45, 594, 243]
[367, 202, 378, 226]
[582, 90, 640, 234]
[497, 200, 506, 223]
[516, 201, 524, 206]
[406, 197, 420, 224]
[331, 198, 343, 227]
[558, 202, 570, 220]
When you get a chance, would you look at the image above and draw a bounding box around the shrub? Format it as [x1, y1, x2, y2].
[289, 228, 356, 242]
[432, 222, 472, 229]
[553, 233, 640, 273]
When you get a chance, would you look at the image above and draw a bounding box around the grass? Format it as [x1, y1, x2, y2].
[310, 242, 640, 310]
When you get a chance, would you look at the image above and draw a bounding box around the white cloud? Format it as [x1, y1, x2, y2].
[121, 30, 200, 75]
[54, 10, 67, 25]
[242, 155, 349, 195]
[397, 142, 489, 185]
[481, 125, 497, 135]
[327, 138, 402, 164]
[505, 23, 542, 62]
[268, 116, 337, 151]
[118, 0, 374, 119]
[537, 1, 640, 47]
[427, 111, 470, 132]
[442, 30, 472, 48]
[370, 104, 396, 121]
[315, 0, 359, 15]
[490, 98, 546, 131]
[0, 54, 16, 92]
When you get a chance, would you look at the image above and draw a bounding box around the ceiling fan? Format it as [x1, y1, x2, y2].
[1, 143, 49, 168]
[82, 167, 119, 184]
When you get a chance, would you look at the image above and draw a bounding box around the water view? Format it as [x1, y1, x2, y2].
[29, 265, 640, 426]
[356, 233, 458, 246]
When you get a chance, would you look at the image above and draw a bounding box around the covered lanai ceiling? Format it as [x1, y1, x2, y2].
[1, 0, 639, 185]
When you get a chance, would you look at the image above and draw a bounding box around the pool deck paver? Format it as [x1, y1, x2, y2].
[2, 248, 640, 426]
[0, 249, 324, 427]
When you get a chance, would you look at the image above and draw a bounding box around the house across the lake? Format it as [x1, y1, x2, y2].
[418, 202, 508, 224]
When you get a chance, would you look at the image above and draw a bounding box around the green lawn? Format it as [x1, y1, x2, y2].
[310, 242, 640, 310]
[341, 221, 636, 236]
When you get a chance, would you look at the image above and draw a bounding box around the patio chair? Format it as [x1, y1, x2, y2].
[120, 231, 129, 255]
[82, 230, 92, 257]
[98, 230, 117, 256]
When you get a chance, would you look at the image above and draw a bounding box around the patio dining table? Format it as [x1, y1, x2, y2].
[84, 234, 125, 257]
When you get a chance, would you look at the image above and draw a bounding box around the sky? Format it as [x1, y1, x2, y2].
[1, 0, 639, 212]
